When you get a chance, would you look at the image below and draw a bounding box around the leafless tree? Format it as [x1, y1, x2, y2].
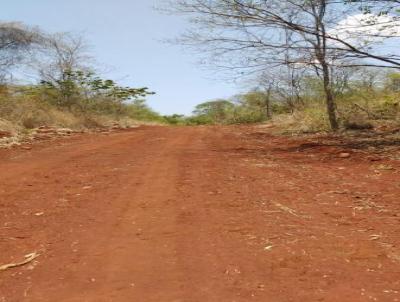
[29, 32, 94, 108]
[259, 77, 275, 119]
[0, 22, 43, 82]
[35, 32, 92, 84]
[167, 0, 400, 130]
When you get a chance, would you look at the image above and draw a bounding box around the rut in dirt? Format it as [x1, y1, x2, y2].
[1, 125, 400, 302]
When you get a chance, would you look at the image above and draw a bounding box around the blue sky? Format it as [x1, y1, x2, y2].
[0, 0, 238, 115]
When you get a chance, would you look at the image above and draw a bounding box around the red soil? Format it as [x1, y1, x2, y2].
[0, 125, 399, 301]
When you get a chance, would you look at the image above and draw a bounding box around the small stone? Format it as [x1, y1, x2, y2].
[0, 131, 12, 138]
[375, 164, 394, 171]
[264, 245, 274, 251]
[338, 152, 351, 158]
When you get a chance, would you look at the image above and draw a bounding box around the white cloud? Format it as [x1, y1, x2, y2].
[330, 13, 400, 44]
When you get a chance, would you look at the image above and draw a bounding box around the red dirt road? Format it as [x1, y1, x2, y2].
[1, 126, 400, 302]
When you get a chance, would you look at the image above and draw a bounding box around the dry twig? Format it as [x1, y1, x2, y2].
[0, 252, 40, 272]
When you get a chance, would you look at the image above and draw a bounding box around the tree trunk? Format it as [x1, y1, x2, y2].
[265, 90, 272, 119]
[324, 88, 338, 131]
[266, 100, 272, 119]
[321, 63, 339, 131]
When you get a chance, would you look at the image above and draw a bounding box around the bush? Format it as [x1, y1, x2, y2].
[0, 82, 163, 135]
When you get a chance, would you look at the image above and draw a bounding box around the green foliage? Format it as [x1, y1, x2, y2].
[125, 99, 165, 122]
[186, 92, 274, 125]
[385, 73, 400, 92]
[273, 70, 400, 133]
[232, 91, 270, 123]
[183, 70, 400, 131]
[163, 114, 187, 125]
[0, 70, 162, 131]
[188, 96, 267, 125]
[238, 91, 267, 109]
[39, 69, 155, 112]
[193, 99, 235, 124]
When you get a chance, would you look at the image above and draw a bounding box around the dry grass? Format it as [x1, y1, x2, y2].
[0, 95, 158, 147]
[271, 110, 330, 134]
[0, 118, 21, 135]
[270, 96, 400, 134]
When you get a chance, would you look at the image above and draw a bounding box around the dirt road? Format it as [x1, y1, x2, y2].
[1, 126, 400, 302]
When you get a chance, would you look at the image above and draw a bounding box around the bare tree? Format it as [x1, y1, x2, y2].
[167, 0, 400, 130]
[262, 79, 274, 119]
[254, 73, 277, 118]
[36, 32, 92, 84]
[32, 32, 93, 107]
[0, 22, 43, 82]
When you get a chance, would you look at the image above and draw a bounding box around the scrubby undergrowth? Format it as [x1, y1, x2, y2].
[168, 71, 400, 135]
[0, 86, 165, 147]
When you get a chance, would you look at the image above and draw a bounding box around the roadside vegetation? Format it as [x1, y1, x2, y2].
[2, 0, 400, 143]
[165, 0, 400, 133]
[0, 22, 164, 143]
[165, 69, 400, 133]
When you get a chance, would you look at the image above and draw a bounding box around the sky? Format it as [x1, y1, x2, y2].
[0, 0, 238, 115]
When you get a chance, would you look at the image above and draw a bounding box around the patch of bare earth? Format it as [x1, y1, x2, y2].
[0, 125, 399, 301]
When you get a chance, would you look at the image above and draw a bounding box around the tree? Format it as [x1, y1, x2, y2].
[38, 33, 157, 111]
[168, 0, 400, 130]
[386, 72, 400, 91]
[193, 99, 234, 123]
[34, 32, 92, 97]
[0, 22, 43, 82]
[40, 69, 154, 111]
[235, 90, 273, 119]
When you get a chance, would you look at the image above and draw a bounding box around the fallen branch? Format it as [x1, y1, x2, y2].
[274, 202, 310, 219]
[353, 103, 380, 119]
[0, 252, 40, 272]
[274, 202, 300, 217]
